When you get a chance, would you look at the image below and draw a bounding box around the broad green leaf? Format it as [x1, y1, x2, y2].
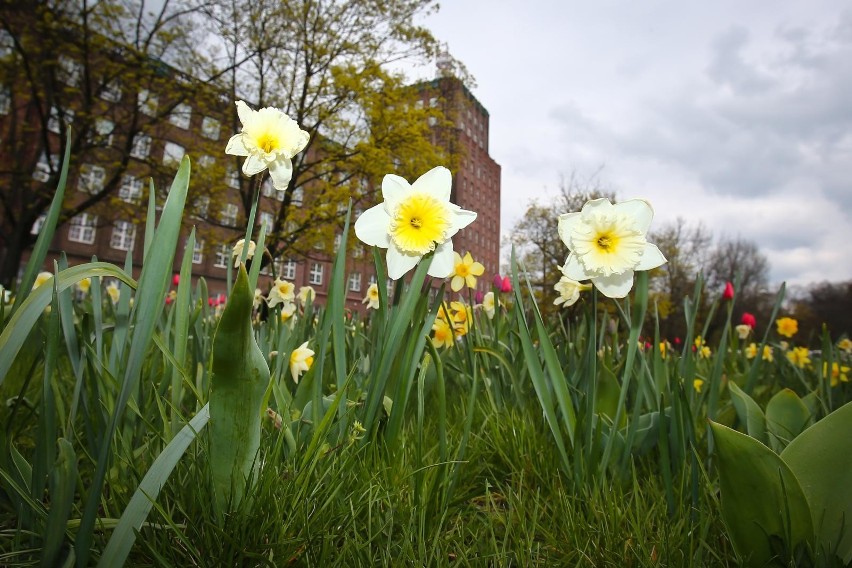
[728, 381, 768, 445]
[766, 388, 810, 453]
[782, 401, 852, 564]
[710, 421, 813, 567]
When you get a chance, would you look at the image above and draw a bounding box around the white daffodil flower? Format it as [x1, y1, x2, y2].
[267, 278, 295, 308]
[289, 341, 314, 383]
[354, 166, 476, 280]
[225, 100, 309, 190]
[232, 239, 256, 268]
[482, 291, 497, 319]
[106, 281, 121, 304]
[362, 283, 380, 310]
[558, 198, 667, 298]
[553, 276, 589, 308]
[33, 271, 53, 291]
[298, 286, 315, 305]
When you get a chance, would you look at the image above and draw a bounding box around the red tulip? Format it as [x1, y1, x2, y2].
[722, 281, 734, 300]
[165, 295, 173, 305]
[492, 274, 503, 289]
[172, 274, 180, 286]
[741, 312, 756, 329]
[673, 337, 682, 346]
[500, 276, 512, 293]
[208, 297, 214, 307]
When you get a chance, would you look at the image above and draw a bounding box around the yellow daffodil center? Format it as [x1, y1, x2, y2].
[255, 130, 280, 154]
[455, 262, 471, 277]
[390, 192, 450, 255]
[571, 213, 646, 277]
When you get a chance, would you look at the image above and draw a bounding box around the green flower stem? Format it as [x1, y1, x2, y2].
[209, 265, 270, 516]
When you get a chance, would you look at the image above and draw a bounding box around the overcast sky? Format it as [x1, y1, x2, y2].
[414, 1, 852, 287]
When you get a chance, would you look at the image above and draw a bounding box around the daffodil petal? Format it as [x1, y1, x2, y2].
[354, 205, 392, 248]
[465, 274, 477, 288]
[470, 261, 485, 276]
[557, 212, 581, 250]
[635, 243, 667, 271]
[267, 157, 294, 190]
[242, 154, 267, 176]
[235, 100, 254, 128]
[562, 254, 589, 281]
[386, 246, 420, 280]
[613, 199, 654, 234]
[593, 270, 635, 298]
[451, 275, 464, 292]
[446, 207, 477, 237]
[411, 166, 452, 202]
[580, 197, 614, 217]
[382, 174, 410, 211]
[225, 134, 250, 156]
[428, 239, 455, 278]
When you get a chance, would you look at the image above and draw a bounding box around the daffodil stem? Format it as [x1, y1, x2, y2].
[240, 174, 264, 266]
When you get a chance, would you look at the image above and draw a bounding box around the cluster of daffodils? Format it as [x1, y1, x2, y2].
[557, 198, 667, 299]
[431, 300, 475, 348]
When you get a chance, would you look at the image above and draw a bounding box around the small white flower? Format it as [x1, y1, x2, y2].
[482, 291, 497, 319]
[558, 198, 666, 298]
[289, 341, 314, 383]
[225, 100, 310, 190]
[735, 324, 752, 340]
[362, 283, 380, 310]
[267, 278, 295, 308]
[253, 288, 264, 310]
[106, 281, 121, 304]
[33, 271, 53, 291]
[280, 301, 297, 322]
[354, 166, 476, 280]
[553, 276, 589, 308]
[232, 239, 256, 268]
[298, 286, 315, 305]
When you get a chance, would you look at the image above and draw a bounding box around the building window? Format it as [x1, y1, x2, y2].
[91, 118, 115, 147]
[309, 263, 323, 285]
[57, 55, 82, 87]
[191, 238, 204, 264]
[0, 86, 9, 115]
[333, 233, 341, 249]
[261, 179, 274, 198]
[214, 244, 230, 268]
[32, 153, 58, 182]
[163, 141, 185, 166]
[110, 221, 136, 251]
[130, 134, 151, 159]
[291, 187, 303, 206]
[68, 213, 97, 244]
[31, 214, 46, 235]
[194, 195, 209, 218]
[138, 89, 158, 117]
[220, 203, 238, 227]
[77, 164, 106, 194]
[118, 175, 143, 203]
[429, 97, 438, 108]
[282, 259, 297, 280]
[201, 116, 220, 140]
[0, 29, 13, 58]
[353, 245, 364, 258]
[225, 167, 240, 189]
[198, 154, 215, 168]
[348, 272, 361, 292]
[100, 79, 122, 103]
[48, 105, 73, 134]
[260, 211, 274, 233]
[427, 116, 437, 127]
[169, 103, 192, 129]
[368, 274, 377, 286]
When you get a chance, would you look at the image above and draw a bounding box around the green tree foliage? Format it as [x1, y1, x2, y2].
[208, 0, 465, 264]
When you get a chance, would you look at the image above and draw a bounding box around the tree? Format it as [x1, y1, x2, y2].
[206, 0, 465, 265]
[791, 280, 852, 342]
[0, 0, 242, 286]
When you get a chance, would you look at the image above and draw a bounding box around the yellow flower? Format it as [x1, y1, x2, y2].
[775, 317, 798, 338]
[745, 343, 758, 359]
[289, 341, 314, 383]
[431, 317, 455, 349]
[734, 324, 751, 340]
[106, 281, 120, 304]
[558, 198, 666, 298]
[699, 346, 712, 359]
[298, 286, 315, 305]
[267, 278, 295, 308]
[481, 291, 497, 319]
[659, 341, 671, 359]
[825, 362, 850, 387]
[232, 239, 256, 268]
[450, 300, 472, 337]
[761, 345, 773, 362]
[450, 251, 485, 292]
[362, 283, 380, 310]
[694, 335, 706, 348]
[786, 347, 811, 369]
[225, 100, 309, 190]
[280, 301, 296, 322]
[435, 302, 452, 322]
[838, 338, 852, 354]
[354, 166, 476, 280]
[77, 277, 91, 295]
[553, 276, 589, 308]
[33, 271, 53, 291]
[693, 379, 704, 393]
